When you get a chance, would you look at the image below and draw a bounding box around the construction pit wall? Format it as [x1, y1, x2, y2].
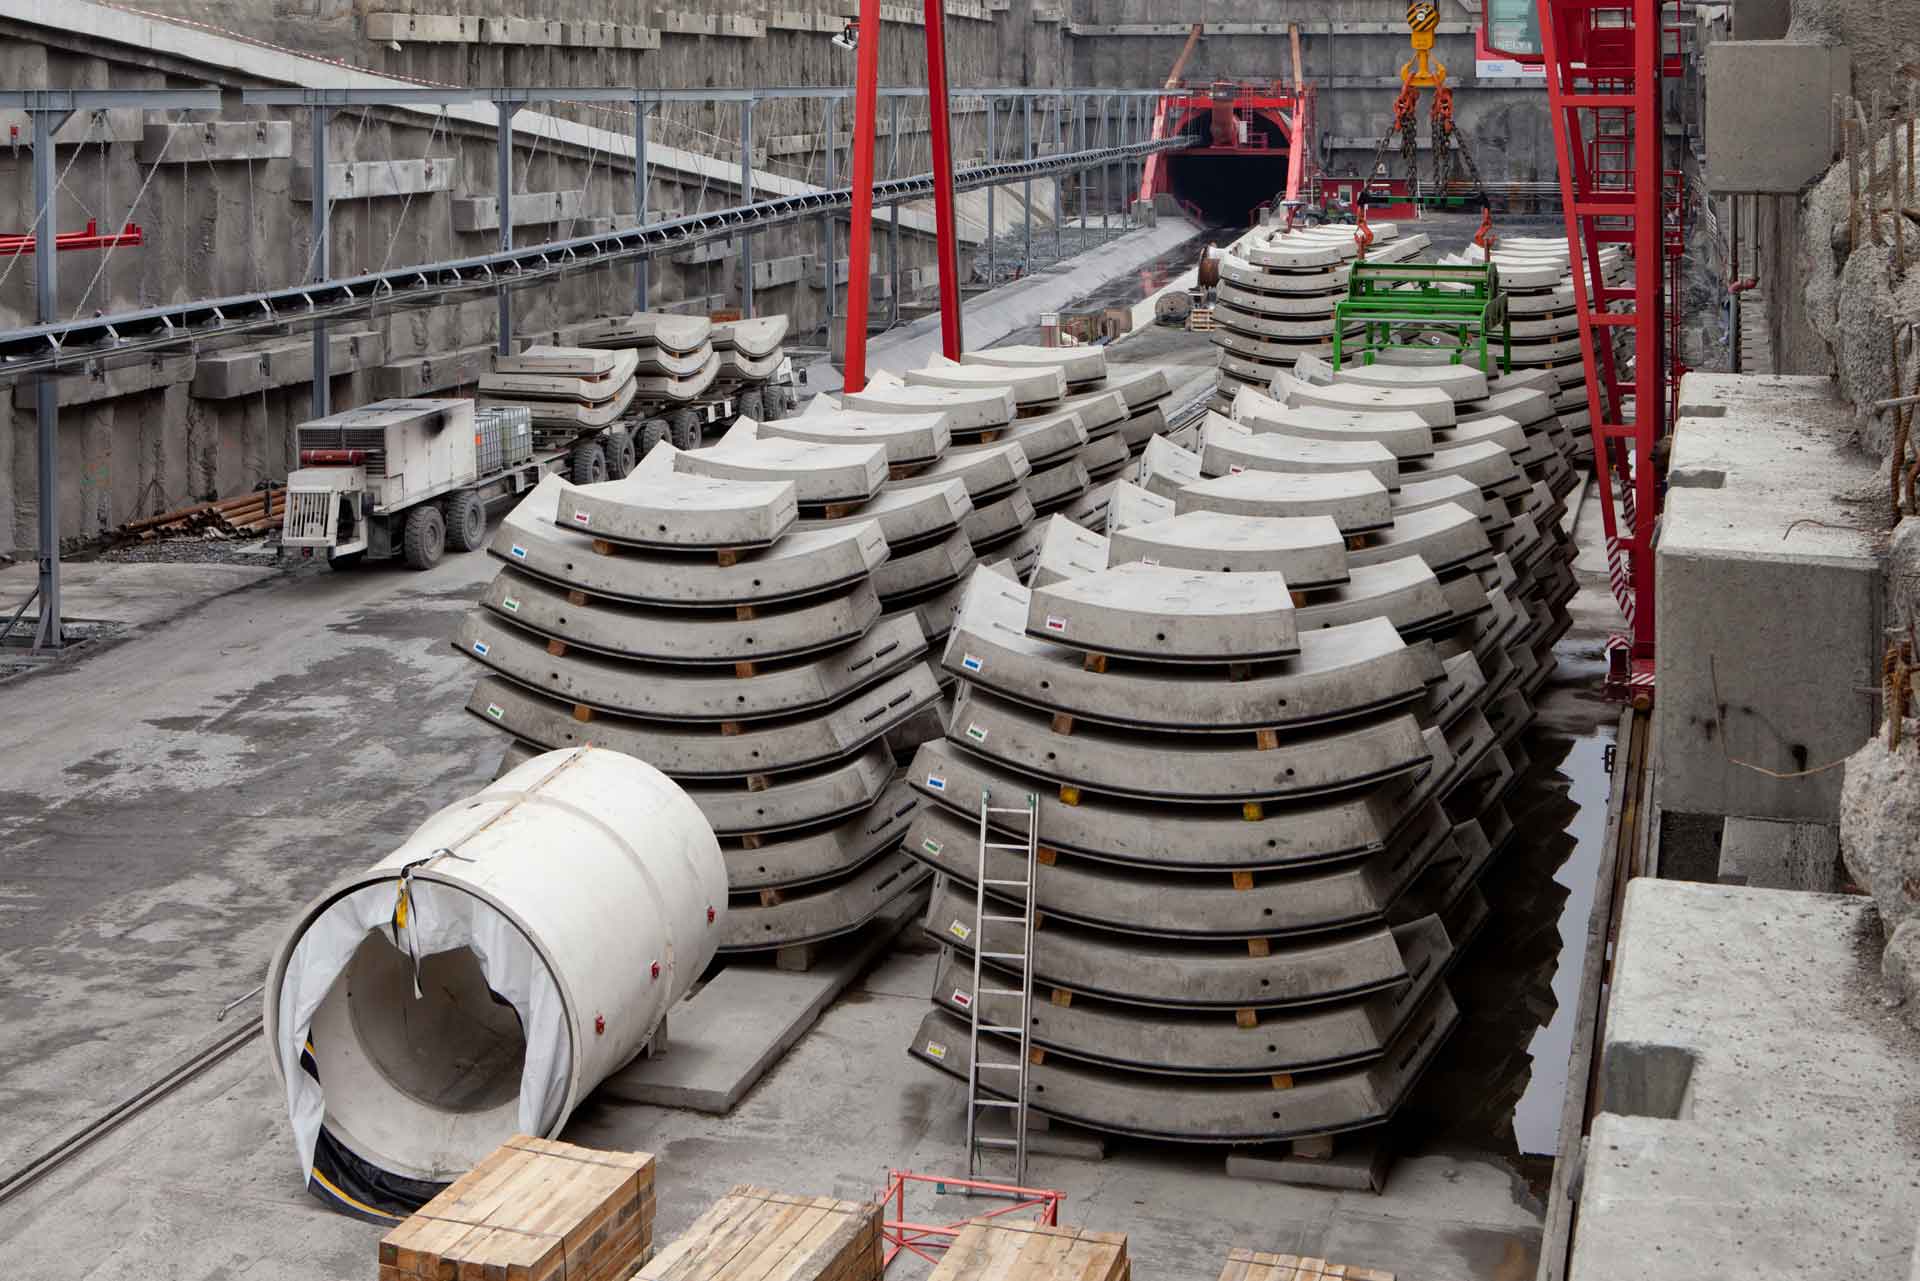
[0, 1, 1092, 557]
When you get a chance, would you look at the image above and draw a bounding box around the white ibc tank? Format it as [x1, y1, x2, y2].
[264, 746, 726, 1194]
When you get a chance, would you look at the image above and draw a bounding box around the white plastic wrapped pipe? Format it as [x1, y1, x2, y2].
[263, 746, 726, 1208]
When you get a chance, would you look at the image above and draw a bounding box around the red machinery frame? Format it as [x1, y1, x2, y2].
[0, 218, 143, 256]
[878, 1170, 1065, 1270]
[1137, 81, 1314, 211]
[1535, 0, 1669, 697]
[844, 0, 964, 393]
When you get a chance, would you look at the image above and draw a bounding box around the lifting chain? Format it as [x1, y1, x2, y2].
[1363, 82, 1423, 200]
[1430, 85, 1491, 208]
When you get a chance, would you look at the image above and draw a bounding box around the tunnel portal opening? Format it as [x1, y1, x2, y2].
[1163, 109, 1292, 227]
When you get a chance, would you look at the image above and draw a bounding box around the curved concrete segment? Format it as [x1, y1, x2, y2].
[1294, 352, 1490, 403]
[902, 439, 1032, 500]
[761, 409, 952, 465]
[711, 314, 789, 357]
[945, 683, 1431, 803]
[482, 376, 637, 428]
[844, 375, 1015, 430]
[726, 781, 921, 890]
[1031, 515, 1109, 587]
[793, 479, 972, 549]
[919, 878, 1409, 1008]
[960, 485, 1038, 551]
[1274, 370, 1456, 427]
[1025, 459, 1092, 512]
[1346, 503, 1492, 577]
[1178, 466, 1393, 535]
[1026, 563, 1300, 664]
[926, 916, 1451, 1074]
[561, 471, 798, 550]
[679, 437, 888, 505]
[1201, 415, 1399, 490]
[1293, 557, 1452, 637]
[466, 663, 939, 777]
[872, 528, 976, 602]
[556, 311, 713, 355]
[1402, 439, 1523, 492]
[945, 577, 1432, 732]
[1108, 511, 1349, 591]
[1099, 364, 1172, 407]
[1104, 481, 1173, 533]
[1081, 434, 1131, 480]
[491, 476, 888, 607]
[1235, 390, 1438, 459]
[1138, 434, 1203, 498]
[987, 409, 1089, 467]
[906, 360, 1066, 405]
[1056, 389, 1129, 436]
[907, 986, 1458, 1141]
[960, 343, 1107, 384]
[475, 569, 880, 664]
[718, 347, 786, 381]
[722, 848, 929, 951]
[1210, 302, 1344, 340]
[905, 801, 1445, 939]
[684, 742, 895, 835]
[1391, 475, 1489, 523]
[906, 737, 1443, 870]
[630, 354, 722, 403]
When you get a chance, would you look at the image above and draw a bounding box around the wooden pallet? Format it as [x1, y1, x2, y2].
[640, 1185, 883, 1281]
[1188, 307, 1217, 333]
[1218, 1246, 1394, 1281]
[929, 1220, 1129, 1281]
[378, 1135, 656, 1281]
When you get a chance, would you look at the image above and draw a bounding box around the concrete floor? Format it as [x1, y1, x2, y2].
[0, 297, 1619, 1281]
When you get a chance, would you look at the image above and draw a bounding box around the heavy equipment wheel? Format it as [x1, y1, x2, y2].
[669, 409, 702, 450]
[568, 438, 609, 484]
[640, 417, 671, 455]
[606, 430, 638, 478]
[760, 387, 787, 421]
[402, 504, 446, 570]
[737, 388, 764, 421]
[444, 491, 487, 552]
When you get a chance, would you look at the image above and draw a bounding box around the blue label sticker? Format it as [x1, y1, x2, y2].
[926, 774, 947, 792]
[960, 654, 983, 673]
[471, 641, 490, 657]
[509, 544, 528, 560]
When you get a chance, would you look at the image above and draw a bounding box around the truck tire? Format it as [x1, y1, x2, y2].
[568, 438, 609, 485]
[761, 388, 787, 421]
[669, 409, 702, 450]
[445, 491, 487, 552]
[640, 418, 671, 455]
[737, 388, 764, 421]
[607, 430, 638, 478]
[402, 504, 446, 570]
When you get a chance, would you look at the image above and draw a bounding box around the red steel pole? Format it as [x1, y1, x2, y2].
[842, 0, 883, 391]
[923, 0, 965, 358]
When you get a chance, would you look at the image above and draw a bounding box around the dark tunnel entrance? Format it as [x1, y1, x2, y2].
[1163, 109, 1291, 227]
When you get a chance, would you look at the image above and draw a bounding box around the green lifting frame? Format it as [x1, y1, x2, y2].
[1331, 260, 1512, 372]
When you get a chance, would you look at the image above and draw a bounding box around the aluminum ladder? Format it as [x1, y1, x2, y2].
[963, 787, 1040, 1186]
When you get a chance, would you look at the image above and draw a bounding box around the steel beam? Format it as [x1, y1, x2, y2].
[823, 97, 837, 323]
[635, 104, 649, 310]
[496, 99, 521, 355]
[985, 100, 997, 289]
[1021, 95, 1032, 277]
[309, 106, 331, 418]
[888, 95, 901, 329]
[31, 106, 59, 649]
[741, 99, 757, 319]
[923, 0, 963, 358]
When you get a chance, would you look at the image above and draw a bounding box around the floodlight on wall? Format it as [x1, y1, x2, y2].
[832, 20, 859, 51]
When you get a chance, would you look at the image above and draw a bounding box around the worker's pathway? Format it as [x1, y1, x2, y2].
[0, 548, 506, 1178]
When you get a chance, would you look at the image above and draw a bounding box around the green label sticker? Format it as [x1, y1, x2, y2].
[485, 704, 505, 720]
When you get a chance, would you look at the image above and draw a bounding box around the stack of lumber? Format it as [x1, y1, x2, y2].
[378, 1136, 656, 1281]
[116, 486, 286, 540]
[929, 1221, 1129, 1281]
[1218, 1247, 1394, 1281]
[640, 1185, 882, 1281]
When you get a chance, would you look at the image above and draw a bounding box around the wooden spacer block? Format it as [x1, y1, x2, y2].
[1292, 1134, 1335, 1160]
[746, 773, 770, 792]
[1255, 728, 1280, 751]
[823, 502, 854, 519]
[775, 943, 816, 973]
[735, 604, 756, 620]
[758, 887, 784, 907]
[1247, 937, 1271, 958]
[1082, 652, 1108, 674]
[1232, 870, 1255, 891]
[592, 538, 614, 556]
[547, 638, 568, 657]
[1235, 1008, 1258, 1029]
[1228, 662, 1253, 682]
[1050, 988, 1073, 1007]
[1036, 846, 1058, 866]
[1029, 1047, 1046, 1066]
[1058, 784, 1081, 806]
[1270, 1073, 1295, 1090]
[740, 832, 763, 850]
[734, 661, 758, 678]
[1242, 801, 1265, 820]
[720, 720, 743, 736]
[1050, 712, 1075, 735]
[716, 548, 741, 567]
[572, 704, 595, 723]
[1346, 533, 1372, 551]
[1289, 591, 1307, 608]
[567, 589, 588, 606]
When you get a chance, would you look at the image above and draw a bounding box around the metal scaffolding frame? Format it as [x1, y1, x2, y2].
[0, 82, 1180, 650]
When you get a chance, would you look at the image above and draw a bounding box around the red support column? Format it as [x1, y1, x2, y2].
[923, 0, 965, 358]
[842, 0, 883, 392]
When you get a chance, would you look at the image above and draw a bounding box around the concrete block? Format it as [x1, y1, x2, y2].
[373, 344, 494, 397]
[0, 107, 141, 147]
[767, 10, 842, 31]
[810, 254, 879, 289]
[751, 254, 809, 289]
[480, 16, 563, 44]
[672, 239, 737, 265]
[1655, 374, 1881, 823]
[1716, 817, 1840, 891]
[364, 11, 481, 42]
[715, 13, 767, 36]
[1730, 0, 1790, 39]
[191, 328, 384, 399]
[290, 157, 453, 202]
[616, 25, 662, 48]
[448, 189, 586, 233]
[1226, 1136, 1391, 1191]
[1570, 881, 1920, 1280]
[13, 354, 194, 410]
[138, 121, 292, 165]
[563, 20, 616, 46]
[1704, 41, 1849, 194]
[653, 9, 717, 34]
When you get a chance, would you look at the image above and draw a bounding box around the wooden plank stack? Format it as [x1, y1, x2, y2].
[378, 1136, 656, 1281]
[1218, 1246, 1395, 1281]
[928, 1221, 1130, 1281]
[639, 1186, 882, 1281]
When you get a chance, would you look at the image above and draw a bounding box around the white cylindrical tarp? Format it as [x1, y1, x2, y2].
[264, 746, 726, 1210]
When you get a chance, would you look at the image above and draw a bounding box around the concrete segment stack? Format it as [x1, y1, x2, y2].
[454, 449, 938, 957]
[479, 346, 642, 458]
[902, 350, 1579, 1156]
[713, 316, 793, 422]
[1210, 221, 1433, 403]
